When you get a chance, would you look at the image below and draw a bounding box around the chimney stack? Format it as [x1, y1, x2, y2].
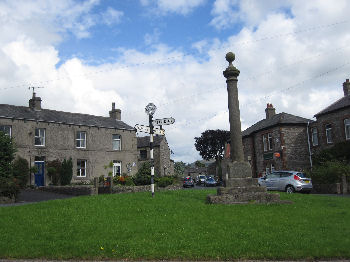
[109, 102, 121, 120]
[265, 103, 276, 119]
[29, 92, 42, 111]
[343, 79, 350, 97]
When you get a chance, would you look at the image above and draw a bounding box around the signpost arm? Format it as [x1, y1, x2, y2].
[149, 114, 155, 198]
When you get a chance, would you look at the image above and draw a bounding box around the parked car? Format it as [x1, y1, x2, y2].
[204, 177, 217, 187]
[196, 175, 207, 185]
[183, 177, 194, 188]
[258, 170, 312, 193]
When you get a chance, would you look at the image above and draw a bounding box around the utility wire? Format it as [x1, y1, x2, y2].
[0, 19, 348, 92]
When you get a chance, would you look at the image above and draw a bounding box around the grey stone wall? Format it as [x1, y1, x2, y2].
[39, 185, 97, 195]
[0, 118, 138, 185]
[138, 136, 174, 177]
[311, 107, 350, 155]
[242, 125, 310, 176]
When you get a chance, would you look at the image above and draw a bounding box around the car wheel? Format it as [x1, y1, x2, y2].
[286, 185, 295, 194]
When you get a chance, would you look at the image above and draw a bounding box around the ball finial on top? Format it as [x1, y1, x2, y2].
[225, 52, 235, 64]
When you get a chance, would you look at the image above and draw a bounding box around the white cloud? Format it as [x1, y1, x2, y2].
[141, 0, 206, 15]
[102, 7, 124, 26]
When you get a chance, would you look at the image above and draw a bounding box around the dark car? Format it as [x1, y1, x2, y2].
[204, 177, 217, 187]
[183, 177, 194, 188]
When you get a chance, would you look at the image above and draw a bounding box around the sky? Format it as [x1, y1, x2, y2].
[1, 0, 350, 163]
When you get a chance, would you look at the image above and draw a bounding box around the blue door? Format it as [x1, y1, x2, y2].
[34, 161, 45, 186]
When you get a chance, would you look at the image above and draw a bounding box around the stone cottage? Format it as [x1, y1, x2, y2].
[309, 78, 350, 154]
[223, 104, 312, 177]
[0, 93, 138, 186]
[137, 135, 174, 177]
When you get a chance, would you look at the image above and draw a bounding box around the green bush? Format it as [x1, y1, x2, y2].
[47, 159, 61, 185]
[134, 161, 153, 185]
[156, 176, 174, 187]
[0, 132, 18, 198]
[12, 156, 29, 189]
[125, 176, 135, 186]
[60, 158, 73, 186]
[313, 140, 350, 165]
[309, 160, 350, 184]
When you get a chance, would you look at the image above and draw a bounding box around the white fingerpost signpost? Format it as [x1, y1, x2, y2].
[136, 103, 175, 197]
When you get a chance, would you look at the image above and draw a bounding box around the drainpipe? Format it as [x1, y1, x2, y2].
[306, 121, 313, 170]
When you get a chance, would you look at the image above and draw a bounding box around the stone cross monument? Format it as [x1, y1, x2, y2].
[207, 52, 286, 204]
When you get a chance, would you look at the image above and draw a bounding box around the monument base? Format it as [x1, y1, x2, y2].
[207, 161, 291, 205]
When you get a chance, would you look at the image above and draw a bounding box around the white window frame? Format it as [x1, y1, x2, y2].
[345, 118, 350, 140]
[0, 125, 11, 137]
[325, 124, 333, 144]
[263, 134, 268, 152]
[35, 128, 45, 146]
[112, 134, 121, 151]
[112, 161, 121, 177]
[312, 127, 318, 146]
[76, 131, 86, 148]
[268, 133, 273, 151]
[77, 159, 87, 177]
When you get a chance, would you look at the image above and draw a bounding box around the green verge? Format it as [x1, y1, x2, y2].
[0, 189, 349, 260]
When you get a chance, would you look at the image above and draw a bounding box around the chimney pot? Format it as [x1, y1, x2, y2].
[265, 103, 276, 119]
[109, 102, 121, 120]
[343, 78, 350, 96]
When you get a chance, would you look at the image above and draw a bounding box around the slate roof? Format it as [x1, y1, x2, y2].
[0, 104, 135, 130]
[242, 112, 312, 137]
[314, 95, 350, 117]
[137, 136, 164, 148]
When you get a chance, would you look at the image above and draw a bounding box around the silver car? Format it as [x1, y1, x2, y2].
[258, 171, 312, 193]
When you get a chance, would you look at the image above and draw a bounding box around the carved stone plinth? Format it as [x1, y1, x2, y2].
[207, 161, 290, 204]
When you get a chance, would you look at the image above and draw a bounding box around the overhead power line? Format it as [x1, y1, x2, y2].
[0, 19, 348, 92]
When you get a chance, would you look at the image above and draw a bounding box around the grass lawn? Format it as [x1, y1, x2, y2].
[0, 189, 350, 260]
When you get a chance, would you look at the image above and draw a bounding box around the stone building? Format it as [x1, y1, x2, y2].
[137, 135, 174, 177]
[0, 93, 138, 186]
[309, 79, 350, 154]
[238, 104, 312, 177]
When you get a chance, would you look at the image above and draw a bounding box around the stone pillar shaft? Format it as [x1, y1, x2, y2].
[223, 52, 244, 162]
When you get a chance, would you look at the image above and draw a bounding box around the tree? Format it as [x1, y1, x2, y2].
[12, 156, 29, 189]
[134, 161, 159, 185]
[194, 129, 230, 161]
[60, 158, 73, 185]
[174, 161, 186, 177]
[0, 132, 18, 198]
[194, 160, 205, 168]
[47, 159, 62, 185]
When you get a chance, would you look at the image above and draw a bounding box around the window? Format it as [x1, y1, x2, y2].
[35, 128, 45, 146]
[268, 133, 273, 150]
[77, 160, 87, 177]
[345, 119, 350, 140]
[140, 149, 147, 159]
[76, 131, 86, 148]
[325, 124, 333, 144]
[112, 134, 121, 150]
[113, 161, 121, 177]
[263, 133, 273, 151]
[312, 127, 318, 146]
[0, 125, 11, 137]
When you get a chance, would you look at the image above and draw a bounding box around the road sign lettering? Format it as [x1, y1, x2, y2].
[152, 117, 175, 126]
[135, 124, 165, 135]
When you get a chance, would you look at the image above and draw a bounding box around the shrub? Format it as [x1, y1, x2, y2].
[309, 160, 350, 184]
[47, 159, 61, 185]
[134, 161, 153, 185]
[12, 156, 29, 189]
[0, 132, 18, 198]
[313, 140, 350, 165]
[60, 158, 73, 185]
[125, 176, 135, 186]
[156, 176, 174, 187]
